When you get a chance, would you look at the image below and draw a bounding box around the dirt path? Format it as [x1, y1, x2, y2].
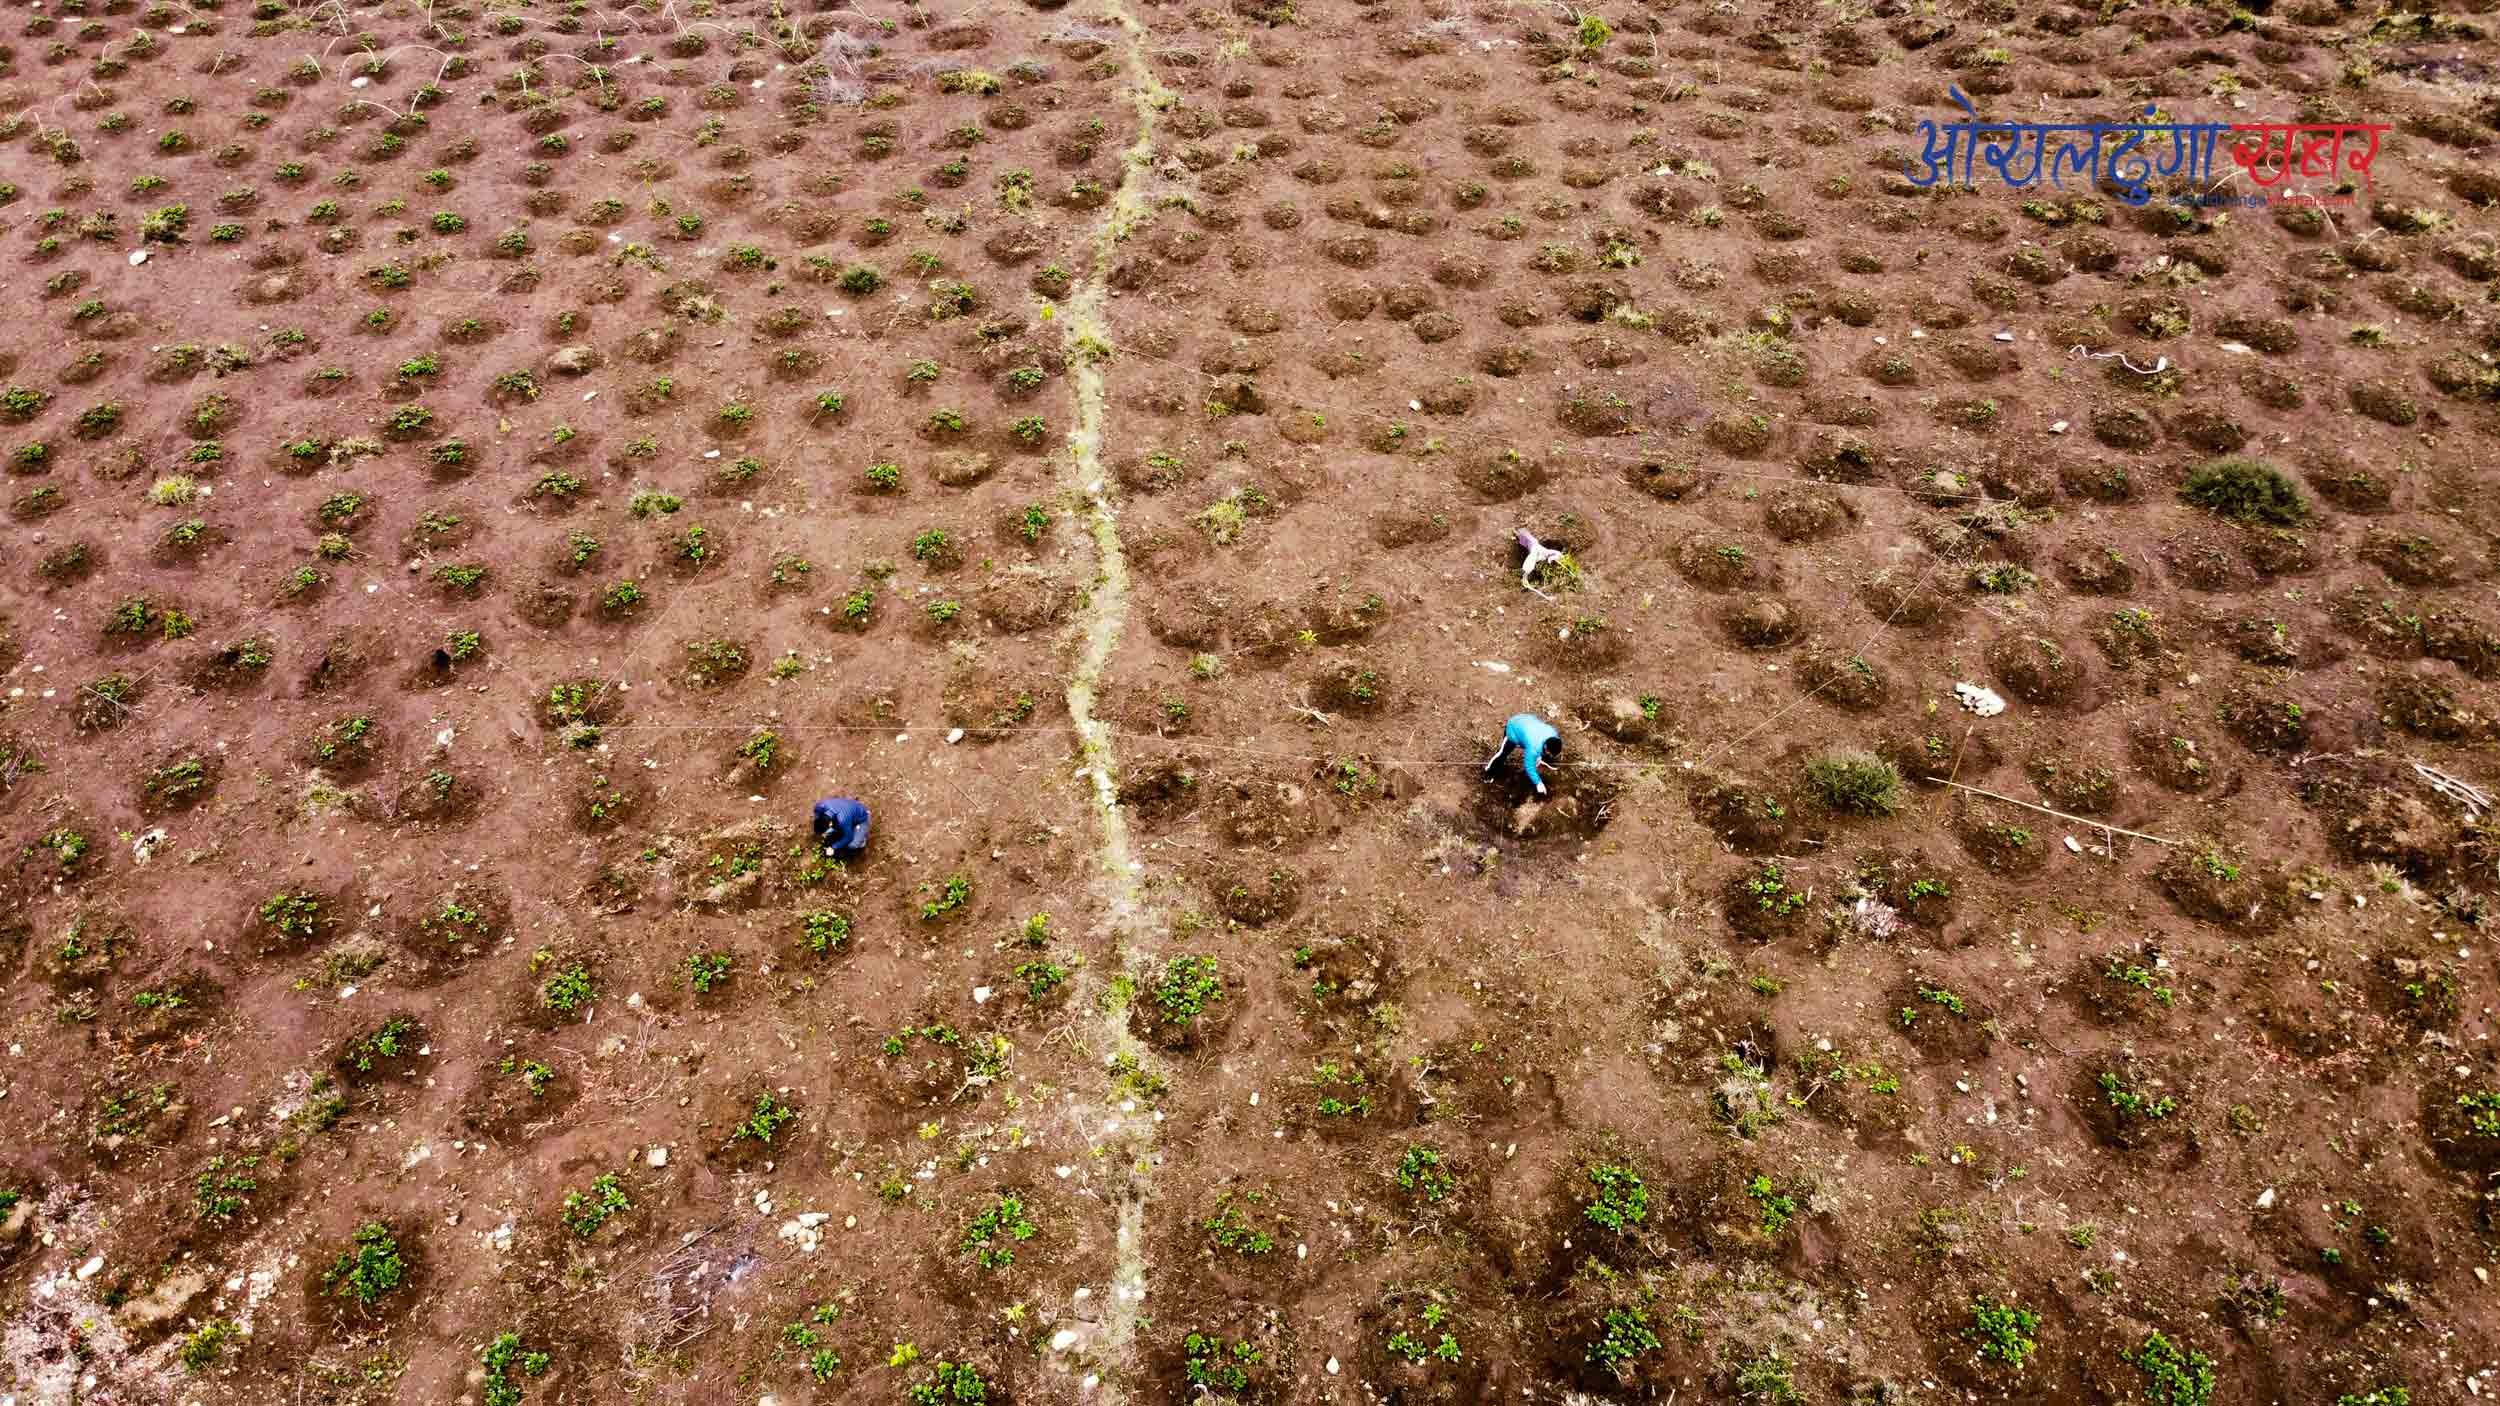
[1052, 3, 1174, 1389]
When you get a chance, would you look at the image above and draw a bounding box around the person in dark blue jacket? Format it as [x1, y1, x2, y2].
[811, 796, 871, 857]
[1482, 713, 1561, 797]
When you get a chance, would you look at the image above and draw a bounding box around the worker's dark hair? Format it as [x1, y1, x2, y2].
[1542, 736, 1562, 760]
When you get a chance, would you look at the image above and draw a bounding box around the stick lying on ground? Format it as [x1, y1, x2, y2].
[2413, 761, 2490, 820]
[1923, 777, 2184, 847]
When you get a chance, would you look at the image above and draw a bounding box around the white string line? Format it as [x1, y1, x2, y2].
[2068, 344, 2171, 376]
[1003, 317, 2014, 506]
[580, 717, 1679, 773]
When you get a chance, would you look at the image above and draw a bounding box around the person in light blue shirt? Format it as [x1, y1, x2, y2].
[811, 796, 871, 857]
[1482, 713, 1561, 797]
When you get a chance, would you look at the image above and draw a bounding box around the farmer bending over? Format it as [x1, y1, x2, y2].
[811, 795, 871, 858]
[1482, 713, 1562, 798]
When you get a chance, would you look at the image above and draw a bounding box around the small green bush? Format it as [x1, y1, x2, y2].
[800, 910, 850, 953]
[2125, 1332, 2217, 1406]
[1396, 1144, 1454, 1201]
[480, 1333, 552, 1406]
[1152, 954, 1221, 1027]
[1968, 1296, 2041, 1368]
[1806, 751, 1901, 816]
[2182, 457, 2306, 526]
[322, 1222, 406, 1306]
[1583, 1163, 1648, 1232]
[961, 1193, 1036, 1268]
[1586, 1306, 1659, 1375]
[560, 1172, 630, 1237]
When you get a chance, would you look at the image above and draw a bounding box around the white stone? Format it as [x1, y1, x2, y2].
[1954, 682, 2007, 717]
[648, 1146, 669, 1167]
[76, 1256, 102, 1279]
[973, 986, 992, 1004]
[1051, 1329, 1078, 1352]
[2256, 1187, 2275, 1209]
[1326, 1358, 1340, 1375]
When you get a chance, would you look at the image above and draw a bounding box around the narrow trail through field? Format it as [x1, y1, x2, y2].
[1052, 5, 1172, 1394]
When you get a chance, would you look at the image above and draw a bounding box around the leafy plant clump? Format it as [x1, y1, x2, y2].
[1583, 1163, 1649, 1232]
[1746, 1173, 1798, 1234]
[1586, 1306, 1660, 1374]
[1182, 1333, 1261, 1392]
[733, 1092, 796, 1144]
[560, 1172, 630, 1237]
[684, 951, 732, 993]
[1806, 751, 1902, 815]
[1152, 954, 1222, 1027]
[480, 1333, 552, 1406]
[258, 890, 322, 939]
[1396, 1144, 1455, 1201]
[1968, 1297, 2042, 1368]
[343, 1015, 417, 1073]
[918, 871, 972, 920]
[2124, 1332, 2217, 1406]
[322, 1222, 407, 1307]
[905, 1360, 990, 1404]
[540, 961, 596, 1014]
[962, 1193, 1037, 1268]
[2182, 457, 2306, 526]
[179, 1318, 236, 1370]
[2099, 1070, 2179, 1122]
[801, 910, 851, 953]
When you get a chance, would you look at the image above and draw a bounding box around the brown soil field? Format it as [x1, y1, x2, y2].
[2, 0, 2499, 1401]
